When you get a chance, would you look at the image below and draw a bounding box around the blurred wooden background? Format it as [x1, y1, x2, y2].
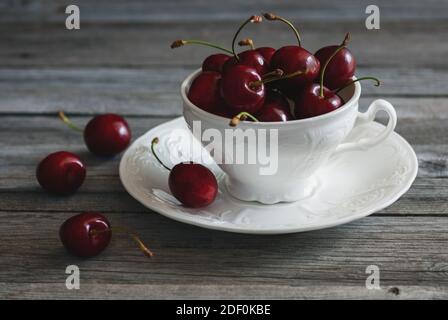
[0, 0, 447, 299]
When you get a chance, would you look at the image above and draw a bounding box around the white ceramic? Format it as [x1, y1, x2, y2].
[119, 117, 418, 235]
[182, 69, 398, 204]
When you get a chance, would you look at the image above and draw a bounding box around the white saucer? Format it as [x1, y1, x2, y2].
[119, 117, 418, 235]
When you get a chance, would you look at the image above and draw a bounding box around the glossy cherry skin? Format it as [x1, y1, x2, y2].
[314, 45, 356, 90]
[60, 212, 111, 257]
[294, 83, 342, 119]
[169, 162, 218, 208]
[223, 50, 269, 75]
[187, 71, 229, 117]
[84, 114, 131, 157]
[221, 65, 265, 114]
[256, 47, 276, 65]
[36, 151, 86, 195]
[256, 91, 293, 122]
[202, 53, 231, 73]
[270, 46, 320, 96]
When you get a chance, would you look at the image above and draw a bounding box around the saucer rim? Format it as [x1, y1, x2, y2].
[119, 117, 418, 235]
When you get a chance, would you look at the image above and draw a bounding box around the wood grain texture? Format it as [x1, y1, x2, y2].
[2, 0, 448, 23]
[0, 213, 448, 300]
[1, 20, 447, 68]
[0, 0, 447, 300]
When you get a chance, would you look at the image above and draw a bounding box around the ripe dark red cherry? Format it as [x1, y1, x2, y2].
[169, 162, 218, 208]
[256, 91, 293, 122]
[221, 64, 265, 114]
[187, 71, 229, 117]
[151, 138, 218, 208]
[36, 151, 86, 195]
[223, 16, 268, 75]
[294, 83, 342, 119]
[270, 46, 320, 93]
[256, 47, 276, 65]
[295, 42, 346, 119]
[314, 33, 356, 90]
[223, 49, 269, 75]
[202, 53, 231, 73]
[60, 212, 154, 258]
[60, 212, 111, 257]
[84, 114, 131, 156]
[264, 13, 320, 96]
[59, 112, 131, 157]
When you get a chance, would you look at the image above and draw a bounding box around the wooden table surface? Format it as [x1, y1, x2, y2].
[1, 0, 447, 299]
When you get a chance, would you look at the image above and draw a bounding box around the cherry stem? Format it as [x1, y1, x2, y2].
[229, 112, 259, 127]
[249, 68, 303, 89]
[335, 77, 382, 93]
[151, 138, 172, 171]
[170, 39, 233, 55]
[58, 111, 83, 132]
[90, 227, 154, 258]
[238, 38, 255, 50]
[231, 15, 262, 60]
[263, 13, 301, 46]
[261, 68, 284, 79]
[319, 33, 350, 97]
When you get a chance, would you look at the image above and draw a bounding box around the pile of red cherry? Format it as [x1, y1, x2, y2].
[174, 13, 380, 124]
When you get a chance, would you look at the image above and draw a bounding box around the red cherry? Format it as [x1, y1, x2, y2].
[188, 71, 229, 117]
[314, 33, 356, 90]
[256, 47, 276, 65]
[84, 114, 131, 156]
[270, 46, 320, 92]
[169, 162, 218, 208]
[294, 83, 342, 119]
[36, 151, 86, 195]
[223, 50, 269, 75]
[221, 65, 265, 114]
[263, 13, 320, 97]
[202, 53, 231, 73]
[59, 112, 131, 157]
[60, 212, 111, 257]
[256, 91, 293, 122]
[151, 139, 218, 208]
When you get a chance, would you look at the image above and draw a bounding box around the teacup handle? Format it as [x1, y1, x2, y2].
[333, 99, 397, 154]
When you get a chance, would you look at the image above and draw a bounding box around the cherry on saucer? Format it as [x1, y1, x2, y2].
[151, 138, 218, 208]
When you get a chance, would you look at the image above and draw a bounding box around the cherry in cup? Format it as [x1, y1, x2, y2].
[202, 53, 231, 73]
[36, 151, 86, 195]
[187, 71, 228, 117]
[222, 16, 269, 75]
[256, 90, 293, 122]
[314, 33, 356, 90]
[295, 41, 381, 119]
[151, 138, 218, 208]
[60, 212, 154, 258]
[171, 39, 233, 74]
[265, 13, 320, 98]
[59, 112, 131, 157]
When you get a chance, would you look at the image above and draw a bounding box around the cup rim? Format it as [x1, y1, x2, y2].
[181, 68, 361, 126]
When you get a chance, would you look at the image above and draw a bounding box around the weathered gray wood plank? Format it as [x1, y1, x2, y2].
[2, 0, 447, 23]
[1, 20, 447, 68]
[0, 213, 447, 300]
[1, 283, 447, 300]
[1, 68, 448, 115]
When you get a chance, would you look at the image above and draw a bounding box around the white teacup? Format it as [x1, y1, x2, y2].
[182, 69, 397, 204]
